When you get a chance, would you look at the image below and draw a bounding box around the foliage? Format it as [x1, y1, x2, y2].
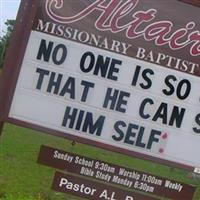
[0, 124, 200, 200]
[1, 194, 43, 200]
[0, 20, 15, 68]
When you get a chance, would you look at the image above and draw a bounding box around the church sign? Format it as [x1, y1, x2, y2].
[1, 0, 200, 171]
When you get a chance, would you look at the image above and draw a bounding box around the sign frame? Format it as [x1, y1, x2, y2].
[1, 0, 200, 171]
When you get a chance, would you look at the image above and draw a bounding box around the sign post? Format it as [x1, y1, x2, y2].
[0, 122, 4, 136]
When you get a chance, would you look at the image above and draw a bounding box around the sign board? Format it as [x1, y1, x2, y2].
[52, 171, 158, 200]
[38, 145, 196, 200]
[1, 0, 200, 170]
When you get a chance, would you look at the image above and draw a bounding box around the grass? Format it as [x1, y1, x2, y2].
[0, 123, 200, 200]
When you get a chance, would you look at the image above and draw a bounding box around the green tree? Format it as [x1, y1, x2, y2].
[0, 19, 15, 68]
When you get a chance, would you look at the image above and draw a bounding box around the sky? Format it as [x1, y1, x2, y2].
[0, 0, 20, 36]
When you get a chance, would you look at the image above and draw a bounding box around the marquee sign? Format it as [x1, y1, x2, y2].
[1, 0, 200, 170]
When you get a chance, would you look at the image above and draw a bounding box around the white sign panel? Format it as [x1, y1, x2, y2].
[9, 31, 200, 168]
